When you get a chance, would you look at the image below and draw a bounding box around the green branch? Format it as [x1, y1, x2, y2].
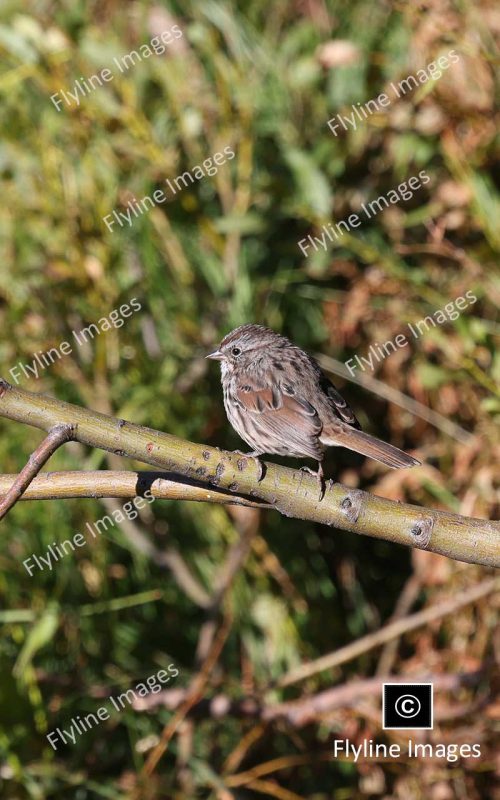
[0, 379, 498, 567]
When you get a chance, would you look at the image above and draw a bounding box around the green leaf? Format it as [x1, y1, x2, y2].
[13, 604, 59, 682]
[283, 147, 332, 217]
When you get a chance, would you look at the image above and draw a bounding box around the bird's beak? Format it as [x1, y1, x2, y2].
[206, 349, 224, 361]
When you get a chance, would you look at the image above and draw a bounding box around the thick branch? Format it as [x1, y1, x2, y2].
[0, 380, 498, 567]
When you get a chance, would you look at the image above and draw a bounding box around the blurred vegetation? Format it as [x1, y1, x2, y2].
[0, 0, 498, 798]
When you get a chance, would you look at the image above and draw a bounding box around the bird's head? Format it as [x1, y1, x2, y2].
[206, 324, 286, 374]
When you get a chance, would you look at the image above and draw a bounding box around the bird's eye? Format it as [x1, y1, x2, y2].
[231, 347, 241, 357]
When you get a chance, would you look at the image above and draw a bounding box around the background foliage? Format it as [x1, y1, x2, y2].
[0, 0, 498, 798]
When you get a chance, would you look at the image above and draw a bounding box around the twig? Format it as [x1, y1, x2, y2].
[262, 670, 487, 726]
[375, 573, 422, 676]
[140, 612, 233, 781]
[222, 723, 268, 775]
[243, 779, 306, 800]
[0, 380, 498, 566]
[196, 510, 258, 663]
[274, 576, 499, 689]
[131, 668, 487, 727]
[0, 423, 74, 521]
[99, 496, 213, 609]
[0, 470, 266, 507]
[224, 753, 333, 789]
[316, 354, 473, 444]
[395, 241, 480, 275]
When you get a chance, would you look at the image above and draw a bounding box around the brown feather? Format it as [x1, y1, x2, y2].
[319, 375, 361, 428]
[320, 423, 420, 468]
[235, 379, 323, 460]
[214, 324, 421, 473]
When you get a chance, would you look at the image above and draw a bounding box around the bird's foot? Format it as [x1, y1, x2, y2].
[233, 450, 265, 482]
[300, 463, 325, 501]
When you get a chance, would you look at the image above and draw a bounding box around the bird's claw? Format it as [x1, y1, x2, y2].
[300, 464, 325, 501]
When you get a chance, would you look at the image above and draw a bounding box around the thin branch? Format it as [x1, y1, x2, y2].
[131, 667, 487, 727]
[0, 470, 266, 507]
[274, 576, 499, 689]
[140, 612, 233, 781]
[195, 507, 259, 665]
[0, 423, 74, 521]
[375, 573, 422, 676]
[243, 779, 306, 800]
[316, 354, 473, 444]
[262, 670, 489, 727]
[0, 379, 498, 566]
[224, 754, 333, 789]
[222, 724, 268, 775]
[99, 496, 213, 609]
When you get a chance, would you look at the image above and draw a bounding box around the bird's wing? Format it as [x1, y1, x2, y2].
[235, 375, 323, 459]
[318, 374, 361, 429]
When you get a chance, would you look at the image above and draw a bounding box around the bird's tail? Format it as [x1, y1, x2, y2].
[321, 425, 420, 468]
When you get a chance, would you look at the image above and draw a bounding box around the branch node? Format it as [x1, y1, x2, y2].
[51, 423, 76, 439]
[410, 516, 434, 548]
[340, 490, 363, 524]
[215, 463, 225, 481]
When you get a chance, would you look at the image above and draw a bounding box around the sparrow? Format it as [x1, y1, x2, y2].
[207, 324, 420, 496]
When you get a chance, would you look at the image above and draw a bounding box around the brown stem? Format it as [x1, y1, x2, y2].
[131, 667, 487, 728]
[375, 573, 422, 676]
[140, 613, 233, 781]
[316, 354, 472, 444]
[99, 496, 213, 609]
[195, 508, 259, 664]
[0, 423, 74, 521]
[274, 576, 499, 689]
[0, 470, 266, 507]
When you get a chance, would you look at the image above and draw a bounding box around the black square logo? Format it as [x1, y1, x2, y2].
[383, 683, 433, 729]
